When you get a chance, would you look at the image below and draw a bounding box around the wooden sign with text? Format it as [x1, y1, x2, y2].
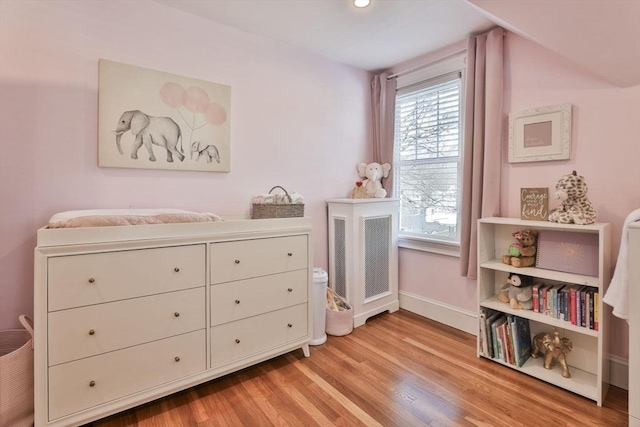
[520, 188, 549, 221]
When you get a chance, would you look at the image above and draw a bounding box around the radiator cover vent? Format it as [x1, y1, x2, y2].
[363, 216, 390, 299]
[333, 217, 346, 298]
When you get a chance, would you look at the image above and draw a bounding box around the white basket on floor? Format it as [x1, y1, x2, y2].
[325, 289, 353, 336]
[0, 315, 34, 427]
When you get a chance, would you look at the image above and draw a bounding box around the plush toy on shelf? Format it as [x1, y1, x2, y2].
[351, 181, 370, 199]
[498, 273, 533, 310]
[502, 229, 538, 268]
[356, 162, 391, 198]
[548, 170, 597, 225]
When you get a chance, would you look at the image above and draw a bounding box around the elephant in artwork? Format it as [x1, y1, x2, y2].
[191, 141, 221, 164]
[115, 110, 184, 162]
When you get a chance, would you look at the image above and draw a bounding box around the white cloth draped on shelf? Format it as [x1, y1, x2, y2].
[252, 192, 304, 205]
[603, 208, 640, 322]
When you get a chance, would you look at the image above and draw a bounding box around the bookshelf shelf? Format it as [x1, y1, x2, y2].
[479, 260, 600, 287]
[477, 218, 610, 406]
[480, 296, 599, 337]
[487, 356, 598, 401]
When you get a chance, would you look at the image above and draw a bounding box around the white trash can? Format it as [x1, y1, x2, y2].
[310, 268, 328, 345]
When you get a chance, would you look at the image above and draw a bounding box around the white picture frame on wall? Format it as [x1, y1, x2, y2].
[508, 103, 572, 163]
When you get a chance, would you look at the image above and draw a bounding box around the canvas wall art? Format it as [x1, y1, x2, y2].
[98, 59, 230, 172]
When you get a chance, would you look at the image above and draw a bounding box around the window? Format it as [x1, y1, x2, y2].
[393, 65, 463, 254]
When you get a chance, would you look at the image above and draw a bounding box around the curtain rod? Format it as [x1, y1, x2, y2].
[386, 28, 506, 81]
[386, 48, 466, 80]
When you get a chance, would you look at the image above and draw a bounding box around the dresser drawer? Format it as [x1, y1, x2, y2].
[210, 270, 307, 326]
[210, 235, 307, 284]
[48, 329, 206, 421]
[210, 303, 307, 368]
[49, 287, 205, 366]
[48, 244, 205, 311]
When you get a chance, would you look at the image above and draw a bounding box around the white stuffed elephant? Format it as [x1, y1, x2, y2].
[357, 162, 391, 198]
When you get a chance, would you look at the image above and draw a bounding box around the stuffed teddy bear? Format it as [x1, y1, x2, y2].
[357, 162, 391, 198]
[498, 273, 533, 310]
[548, 170, 597, 225]
[502, 229, 538, 268]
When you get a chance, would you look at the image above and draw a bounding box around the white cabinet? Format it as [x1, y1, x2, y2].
[327, 198, 399, 328]
[34, 218, 312, 427]
[629, 222, 640, 426]
[477, 217, 610, 406]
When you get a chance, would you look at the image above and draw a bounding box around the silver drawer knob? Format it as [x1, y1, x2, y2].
[89, 380, 96, 387]
[88, 278, 95, 284]
[174, 312, 180, 317]
[235, 299, 240, 304]
[88, 329, 95, 336]
[287, 288, 293, 292]
[235, 339, 240, 344]
[288, 323, 293, 328]
[174, 267, 180, 272]
[235, 259, 240, 264]
[287, 252, 292, 256]
[175, 356, 180, 362]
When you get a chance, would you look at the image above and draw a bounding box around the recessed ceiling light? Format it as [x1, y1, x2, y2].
[354, 0, 370, 8]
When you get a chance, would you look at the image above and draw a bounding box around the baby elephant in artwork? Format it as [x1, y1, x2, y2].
[191, 141, 221, 164]
[531, 327, 573, 378]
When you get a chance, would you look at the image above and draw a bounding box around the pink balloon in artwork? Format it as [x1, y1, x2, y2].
[204, 103, 227, 126]
[159, 82, 185, 108]
[182, 86, 210, 113]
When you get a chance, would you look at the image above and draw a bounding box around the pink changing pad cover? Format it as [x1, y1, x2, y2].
[48, 209, 222, 229]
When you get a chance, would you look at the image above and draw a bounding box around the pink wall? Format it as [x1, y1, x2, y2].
[399, 32, 640, 359]
[0, 0, 371, 329]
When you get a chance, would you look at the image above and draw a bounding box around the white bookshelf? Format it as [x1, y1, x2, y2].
[477, 217, 611, 406]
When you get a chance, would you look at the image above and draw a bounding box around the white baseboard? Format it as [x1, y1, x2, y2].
[398, 291, 629, 391]
[399, 291, 477, 336]
[610, 355, 629, 391]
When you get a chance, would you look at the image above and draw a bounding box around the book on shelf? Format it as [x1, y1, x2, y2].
[503, 320, 514, 365]
[593, 291, 600, 331]
[540, 284, 551, 316]
[587, 287, 595, 330]
[532, 282, 544, 313]
[559, 285, 570, 321]
[495, 317, 507, 362]
[509, 315, 532, 367]
[567, 284, 578, 325]
[517, 279, 598, 330]
[479, 309, 497, 357]
[580, 287, 587, 327]
[487, 311, 504, 359]
[480, 309, 532, 367]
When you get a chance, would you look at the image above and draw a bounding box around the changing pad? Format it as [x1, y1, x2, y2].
[48, 209, 222, 229]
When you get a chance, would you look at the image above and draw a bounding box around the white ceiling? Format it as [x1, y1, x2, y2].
[155, 0, 640, 87]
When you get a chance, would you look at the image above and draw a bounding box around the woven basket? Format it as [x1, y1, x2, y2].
[325, 289, 353, 337]
[0, 315, 34, 427]
[252, 186, 304, 219]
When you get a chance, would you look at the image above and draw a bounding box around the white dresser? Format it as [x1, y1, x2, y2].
[34, 218, 312, 427]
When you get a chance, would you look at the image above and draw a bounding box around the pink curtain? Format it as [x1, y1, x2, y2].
[460, 27, 504, 279]
[371, 73, 397, 195]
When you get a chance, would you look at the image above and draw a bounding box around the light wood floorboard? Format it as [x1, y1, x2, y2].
[88, 309, 628, 427]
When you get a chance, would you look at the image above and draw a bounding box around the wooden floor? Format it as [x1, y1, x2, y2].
[88, 310, 628, 427]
